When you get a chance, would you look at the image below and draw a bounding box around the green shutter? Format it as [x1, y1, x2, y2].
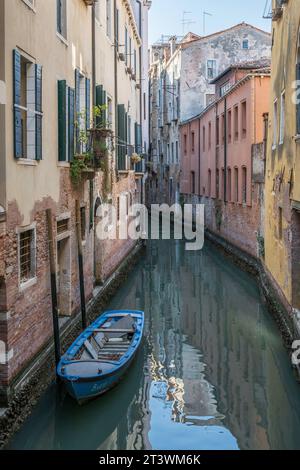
[58, 80, 67, 161]
[85, 77, 90, 131]
[68, 87, 75, 162]
[102, 89, 107, 123]
[75, 69, 80, 152]
[35, 64, 42, 160]
[117, 104, 125, 170]
[13, 49, 22, 158]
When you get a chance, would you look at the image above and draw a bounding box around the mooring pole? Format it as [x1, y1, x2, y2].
[46, 209, 61, 370]
[75, 200, 87, 330]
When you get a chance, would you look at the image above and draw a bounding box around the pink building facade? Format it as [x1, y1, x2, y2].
[180, 66, 270, 258]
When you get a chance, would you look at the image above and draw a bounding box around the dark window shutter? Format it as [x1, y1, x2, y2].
[75, 69, 80, 151]
[125, 111, 128, 151]
[58, 80, 67, 161]
[68, 87, 75, 162]
[117, 104, 125, 169]
[96, 85, 103, 127]
[134, 122, 138, 152]
[13, 49, 22, 158]
[102, 89, 107, 123]
[297, 64, 300, 135]
[85, 77, 90, 131]
[35, 64, 42, 160]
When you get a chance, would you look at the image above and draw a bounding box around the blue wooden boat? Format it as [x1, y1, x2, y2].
[57, 310, 144, 404]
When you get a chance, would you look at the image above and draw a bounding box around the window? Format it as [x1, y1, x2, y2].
[221, 168, 225, 199]
[57, 218, 69, 235]
[106, 0, 112, 38]
[208, 122, 212, 149]
[242, 167, 247, 204]
[216, 117, 220, 146]
[58, 80, 75, 162]
[107, 96, 113, 128]
[184, 134, 187, 154]
[208, 170, 212, 197]
[13, 50, 42, 160]
[234, 167, 239, 202]
[19, 228, 36, 285]
[143, 92, 146, 120]
[278, 207, 283, 239]
[80, 207, 86, 241]
[227, 168, 232, 201]
[242, 39, 249, 50]
[234, 105, 239, 141]
[228, 110, 232, 143]
[207, 60, 217, 80]
[273, 99, 278, 148]
[241, 101, 247, 138]
[203, 126, 206, 152]
[221, 114, 225, 144]
[191, 131, 195, 152]
[279, 91, 285, 144]
[56, 0, 67, 39]
[216, 169, 220, 199]
[176, 141, 179, 162]
[206, 94, 215, 107]
[220, 81, 231, 97]
[75, 70, 90, 154]
[171, 142, 174, 163]
[191, 171, 195, 194]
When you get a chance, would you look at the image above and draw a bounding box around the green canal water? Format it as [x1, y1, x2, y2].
[8, 238, 300, 450]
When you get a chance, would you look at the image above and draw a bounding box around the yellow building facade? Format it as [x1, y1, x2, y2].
[265, 0, 300, 324]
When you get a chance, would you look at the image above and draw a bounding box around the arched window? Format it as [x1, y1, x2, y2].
[227, 168, 232, 202]
[208, 169, 212, 197]
[234, 167, 239, 203]
[242, 166, 247, 204]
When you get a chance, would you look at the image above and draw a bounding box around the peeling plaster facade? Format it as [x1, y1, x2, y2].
[0, 0, 150, 404]
[265, 0, 300, 329]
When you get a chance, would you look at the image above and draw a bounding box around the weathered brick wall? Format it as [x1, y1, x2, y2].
[1, 168, 139, 397]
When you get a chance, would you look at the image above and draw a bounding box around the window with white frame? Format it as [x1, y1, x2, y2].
[207, 60, 217, 80]
[18, 227, 36, 285]
[242, 39, 249, 50]
[56, 0, 67, 39]
[279, 91, 285, 144]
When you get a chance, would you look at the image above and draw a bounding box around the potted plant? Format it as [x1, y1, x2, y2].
[131, 152, 142, 165]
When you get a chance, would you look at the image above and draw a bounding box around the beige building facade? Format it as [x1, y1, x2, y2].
[0, 0, 150, 404]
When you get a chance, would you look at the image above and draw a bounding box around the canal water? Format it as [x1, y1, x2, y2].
[8, 238, 300, 450]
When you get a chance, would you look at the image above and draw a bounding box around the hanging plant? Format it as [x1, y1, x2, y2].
[131, 153, 142, 164]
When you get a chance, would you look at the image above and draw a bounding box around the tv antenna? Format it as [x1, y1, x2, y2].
[181, 11, 196, 35]
[203, 11, 213, 35]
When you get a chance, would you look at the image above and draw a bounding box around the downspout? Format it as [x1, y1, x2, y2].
[114, 0, 118, 173]
[92, 3, 96, 107]
[263, 112, 269, 178]
[224, 97, 227, 203]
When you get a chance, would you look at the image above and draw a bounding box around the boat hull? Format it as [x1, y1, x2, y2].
[61, 349, 138, 404]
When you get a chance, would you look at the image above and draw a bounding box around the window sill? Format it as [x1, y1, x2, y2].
[17, 158, 38, 166]
[57, 161, 71, 168]
[294, 135, 300, 143]
[56, 32, 69, 47]
[19, 276, 37, 292]
[21, 0, 36, 13]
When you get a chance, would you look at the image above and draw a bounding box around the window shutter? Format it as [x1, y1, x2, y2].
[58, 80, 67, 161]
[95, 84, 103, 127]
[35, 64, 42, 160]
[75, 69, 80, 151]
[125, 111, 128, 151]
[297, 63, 300, 135]
[68, 87, 75, 162]
[85, 77, 90, 131]
[13, 49, 22, 158]
[117, 104, 125, 169]
[134, 122, 138, 152]
[102, 89, 107, 123]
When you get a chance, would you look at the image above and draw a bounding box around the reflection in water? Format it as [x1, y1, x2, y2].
[8, 238, 300, 450]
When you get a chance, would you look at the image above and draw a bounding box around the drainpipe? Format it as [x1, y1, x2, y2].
[92, 3, 96, 107]
[114, 0, 118, 172]
[224, 97, 227, 203]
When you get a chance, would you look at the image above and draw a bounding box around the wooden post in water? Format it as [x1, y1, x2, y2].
[75, 200, 87, 330]
[46, 209, 61, 369]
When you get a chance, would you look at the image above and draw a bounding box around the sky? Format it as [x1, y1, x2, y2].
[148, 0, 271, 45]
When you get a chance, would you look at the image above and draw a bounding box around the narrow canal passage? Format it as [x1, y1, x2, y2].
[8, 238, 300, 450]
